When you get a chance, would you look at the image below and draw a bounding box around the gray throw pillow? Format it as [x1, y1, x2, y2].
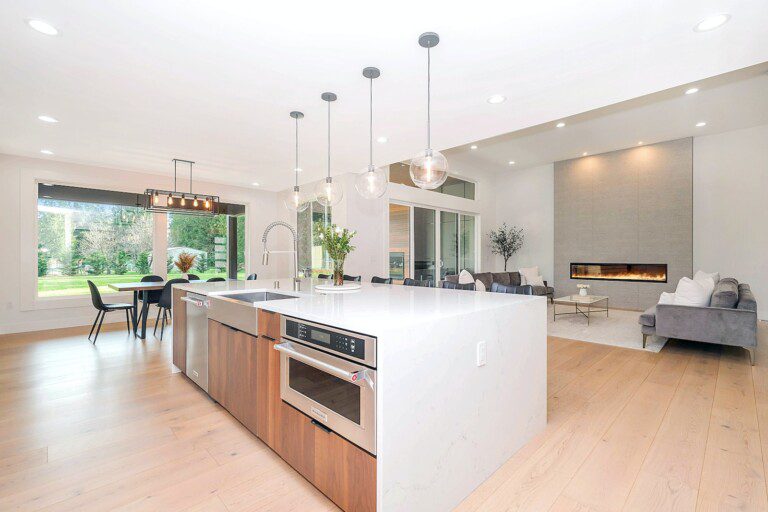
[710, 278, 739, 309]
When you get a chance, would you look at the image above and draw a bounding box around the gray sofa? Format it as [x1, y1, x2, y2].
[445, 271, 554, 302]
[639, 278, 758, 364]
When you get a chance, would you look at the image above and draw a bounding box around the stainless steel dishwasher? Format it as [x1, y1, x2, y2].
[182, 293, 210, 392]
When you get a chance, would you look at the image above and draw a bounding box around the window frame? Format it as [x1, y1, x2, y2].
[21, 177, 250, 311]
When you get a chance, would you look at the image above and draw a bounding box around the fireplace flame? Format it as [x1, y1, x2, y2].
[570, 263, 667, 283]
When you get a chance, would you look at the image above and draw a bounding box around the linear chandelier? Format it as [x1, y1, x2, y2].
[144, 159, 219, 216]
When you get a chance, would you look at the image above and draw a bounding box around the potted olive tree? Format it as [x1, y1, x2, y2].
[488, 223, 524, 271]
[317, 224, 356, 286]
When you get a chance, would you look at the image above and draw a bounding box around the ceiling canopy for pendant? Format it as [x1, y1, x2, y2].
[315, 92, 344, 207]
[284, 110, 310, 213]
[144, 159, 219, 216]
[409, 32, 449, 190]
[355, 66, 388, 199]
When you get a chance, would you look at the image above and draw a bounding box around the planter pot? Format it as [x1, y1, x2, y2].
[579, 287, 588, 296]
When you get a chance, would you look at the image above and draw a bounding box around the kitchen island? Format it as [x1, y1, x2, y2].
[172, 278, 546, 512]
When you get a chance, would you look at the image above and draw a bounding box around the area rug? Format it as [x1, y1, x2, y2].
[546, 304, 667, 353]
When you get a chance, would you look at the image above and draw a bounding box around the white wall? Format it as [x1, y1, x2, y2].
[492, 164, 555, 283]
[694, 124, 768, 320]
[0, 154, 285, 334]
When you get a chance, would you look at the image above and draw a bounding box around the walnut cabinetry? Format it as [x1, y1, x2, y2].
[254, 309, 376, 512]
[207, 319, 259, 435]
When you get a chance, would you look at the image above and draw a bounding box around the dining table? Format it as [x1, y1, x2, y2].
[108, 280, 202, 339]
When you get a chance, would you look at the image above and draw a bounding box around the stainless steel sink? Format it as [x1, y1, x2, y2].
[207, 290, 297, 336]
[217, 291, 295, 304]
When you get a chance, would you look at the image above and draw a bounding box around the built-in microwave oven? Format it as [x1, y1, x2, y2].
[276, 316, 376, 454]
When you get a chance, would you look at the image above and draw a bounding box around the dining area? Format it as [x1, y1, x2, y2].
[85, 273, 257, 343]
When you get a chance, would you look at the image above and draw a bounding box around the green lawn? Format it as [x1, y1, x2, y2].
[38, 271, 242, 297]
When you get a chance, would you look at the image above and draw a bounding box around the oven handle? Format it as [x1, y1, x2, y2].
[274, 341, 370, 387]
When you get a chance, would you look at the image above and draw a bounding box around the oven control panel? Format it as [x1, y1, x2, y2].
[283, 319, 366, 361]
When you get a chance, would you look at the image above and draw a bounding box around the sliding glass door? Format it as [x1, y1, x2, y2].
[389, 201, 477, 282]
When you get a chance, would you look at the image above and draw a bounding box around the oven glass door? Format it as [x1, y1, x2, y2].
[288, 358, 362, 424]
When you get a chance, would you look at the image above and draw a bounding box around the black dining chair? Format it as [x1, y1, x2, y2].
[207, 277, 226, 282]
[154, 278, 189, 339]
[441, 281, 476, 291]
[490, 282, 534, 295]
[246, 273, 258, 281]
[371, 276, 393, 284]
[317, 273, 331, 280]
[187, 274, 200, 281]
[86, 280, 134, 344]
[403, 278, 433, 287]
[343, 274, 362, 282]
[136, 275, 163, 328]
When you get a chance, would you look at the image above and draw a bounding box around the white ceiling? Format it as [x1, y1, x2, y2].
[445, 64, 768, 174]
[1, 1, 768, 191]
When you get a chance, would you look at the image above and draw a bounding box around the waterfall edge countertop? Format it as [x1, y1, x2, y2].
[173, 277, 541, 336]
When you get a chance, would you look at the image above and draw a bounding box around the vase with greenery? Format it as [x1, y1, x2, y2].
[174, 252, 197, 280]
[316, 224, 356, 286]
[488, 223, 524, 271]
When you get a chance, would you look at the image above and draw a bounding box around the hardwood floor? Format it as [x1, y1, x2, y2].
[0, 322, 766, 511]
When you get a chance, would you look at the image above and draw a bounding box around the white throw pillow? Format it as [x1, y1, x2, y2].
[519, 266, 539, 286]
[475, 279, 486, 292]
[673, 277, 711, 307]
[458, 269, 474, 285]
[694, 270, 720, 285]
[692, 273, 715, 305]
[658, 292, 676, 305]
[527, 275, 545, 287]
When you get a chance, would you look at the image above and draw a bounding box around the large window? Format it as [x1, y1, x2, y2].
[36, 184, 246, 297]
[388, 201, 477, 283]
[37, 190, 153, 297]
[166, 213, 245, 280]
[298, 201, 332, 277]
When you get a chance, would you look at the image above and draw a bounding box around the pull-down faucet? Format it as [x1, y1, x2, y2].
[261, 221, 301, 291]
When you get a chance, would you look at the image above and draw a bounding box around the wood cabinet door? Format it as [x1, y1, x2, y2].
[207, 319, 230, 407]
[227, 328, 259, 434]
[314, 428, 377, 512]
[258, 308, 281, 340]
[256, 336, 282, 450]
[171, 289, 187, 372]
[275, 401, 316, 482]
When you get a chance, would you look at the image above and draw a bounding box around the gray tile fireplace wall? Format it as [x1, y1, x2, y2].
[554, 138, 693, 310]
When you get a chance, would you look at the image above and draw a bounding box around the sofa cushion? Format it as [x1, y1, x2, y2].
[710, 278, 739, 309]
[445, 274, 459, 284]
[738, 283, 757, 312]
[473, 272, 493, 290]
[519, 266, 539, 285]
[458, 269, 475, 285]
[639, 306, 656, 327]
[545, 286, 554, 294]
[491, 272, 511, 286]
[673, 277, 712, 307]
[508, 272, 522, 286]
[530, 285, 549, 296]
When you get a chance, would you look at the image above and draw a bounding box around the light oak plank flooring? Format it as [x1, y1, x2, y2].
[1, 323, 766, 511]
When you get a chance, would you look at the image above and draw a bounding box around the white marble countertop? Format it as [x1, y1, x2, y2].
[174, 277, 541, 335]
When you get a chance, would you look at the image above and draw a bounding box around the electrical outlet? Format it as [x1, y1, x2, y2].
[476, 341, 487, 367]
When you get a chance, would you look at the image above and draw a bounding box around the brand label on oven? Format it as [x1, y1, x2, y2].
[310, 407, 328, 422]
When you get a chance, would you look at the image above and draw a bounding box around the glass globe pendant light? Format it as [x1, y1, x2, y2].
[409, 32, 448, 190]
[315, 92, 343, 207]
[284, 111, 309, 212]
[355, 67, 388, 199]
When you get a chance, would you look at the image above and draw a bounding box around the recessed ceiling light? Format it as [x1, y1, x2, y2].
[508, 161, 515, 165]
[38, 115, 58, 123]
[294, 167, 303, 173]
[696, 121, 707, 127]
[252, 182, 260, 186]
[694, 13, 731, 32]
[26, 19, 59, 36]
[487, 95, 506, 104]
[637, 141, 644, 146]
[685, 87, 699, 95]
[556, 122, 566, 128]
[40, 149, 54, 155]
[41, 182, 54, 186]
[470, 145, 478, 150]
[582, 152, 589, 156]
[377, 136, 388, 143]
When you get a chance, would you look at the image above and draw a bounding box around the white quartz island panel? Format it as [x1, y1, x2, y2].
[173, 279, 547, 511]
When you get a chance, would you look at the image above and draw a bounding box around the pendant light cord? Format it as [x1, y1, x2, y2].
[189, 161, 193, 194]
[173, 159, 177, 193]
[294, 116, 299, 188]
[427, 46, 431, 150]
[369, 77, 373, 168]
[327, 99, 331, 180]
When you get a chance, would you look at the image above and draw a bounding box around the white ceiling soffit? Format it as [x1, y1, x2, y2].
[1, 1, 767, 190]
[445, 63, 768, 174]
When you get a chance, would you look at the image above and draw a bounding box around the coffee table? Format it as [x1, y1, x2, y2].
[553, 295, 609, 325]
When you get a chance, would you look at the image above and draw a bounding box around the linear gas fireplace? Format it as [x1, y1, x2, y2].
[570, 263, 667, 283]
